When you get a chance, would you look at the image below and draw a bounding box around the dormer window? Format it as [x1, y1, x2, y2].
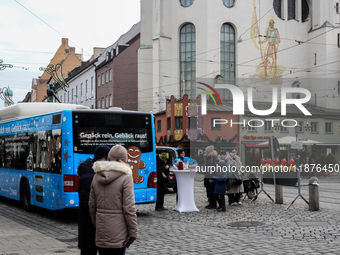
[106, 52, 111, 61]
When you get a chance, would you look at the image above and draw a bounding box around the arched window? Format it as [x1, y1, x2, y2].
[179, 23, 196, 98]
[220, 23, 235, 101]
[275, 0, 309, 22]
[288, 0, 296, 20]
[222, 0, 235, 8]
[302, 0, 309, 22]
[273, 0, 283, 20]
[180, 0, 194, 7]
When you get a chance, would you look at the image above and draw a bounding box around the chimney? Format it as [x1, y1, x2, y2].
[93, 47, 105, 58]
[62, 38, 69, 46]
[69, 47, 75, 54]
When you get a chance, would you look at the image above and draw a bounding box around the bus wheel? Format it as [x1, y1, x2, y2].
[20, 180, 32, 211]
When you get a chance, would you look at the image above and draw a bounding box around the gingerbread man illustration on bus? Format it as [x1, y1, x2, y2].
[126, 146, 146, 184]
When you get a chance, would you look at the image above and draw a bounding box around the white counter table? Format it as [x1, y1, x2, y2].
[172, 169, 199, 213]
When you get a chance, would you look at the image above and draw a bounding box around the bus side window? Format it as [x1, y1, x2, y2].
[52, 114, 62, 124]
[0, 139, 4, 168]
[51, 129, 62, 173]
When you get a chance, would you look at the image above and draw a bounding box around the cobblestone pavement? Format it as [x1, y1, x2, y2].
[128, 178, 340, 255]
[0, 177, 339, 255]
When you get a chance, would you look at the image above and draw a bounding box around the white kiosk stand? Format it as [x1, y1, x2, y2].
[172, 170, 199, 213]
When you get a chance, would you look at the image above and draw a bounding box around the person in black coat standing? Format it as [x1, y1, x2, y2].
[155, 152, 170, 211]
[204, 145, 219, 209]
[294, 154, 301, 169]
[78, 145, 110, 255]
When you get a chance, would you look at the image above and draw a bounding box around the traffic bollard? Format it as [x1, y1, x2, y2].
[309, 177, 319, 211]
[275, 185, 283, 204]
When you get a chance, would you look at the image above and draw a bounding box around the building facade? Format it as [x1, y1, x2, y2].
[56, 48, 104, 109]
[138, 0, 340, 113]
[239, 103, 340, 166]
[155, 95, 239, 158]
[139, 0, 340, 165]
[31, 23, 140, 110]
[33, 38, 82, 103]
[94, 23, 140, 110]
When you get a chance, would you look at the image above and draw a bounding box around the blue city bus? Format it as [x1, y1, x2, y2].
[0, 103, 157, 211]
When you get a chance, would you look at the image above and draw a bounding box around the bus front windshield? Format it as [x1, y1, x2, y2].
[73, 112, 153, 154]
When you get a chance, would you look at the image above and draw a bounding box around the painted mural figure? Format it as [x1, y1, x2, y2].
[258, 19, 281, 78]
[250, 1, 285, 82]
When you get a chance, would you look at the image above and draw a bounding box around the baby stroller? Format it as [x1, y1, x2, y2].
[242, 172, 260, 201]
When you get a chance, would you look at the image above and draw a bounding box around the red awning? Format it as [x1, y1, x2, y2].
[244, 143, 268, 148]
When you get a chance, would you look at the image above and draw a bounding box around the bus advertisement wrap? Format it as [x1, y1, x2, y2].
[0, 104, 157, 211]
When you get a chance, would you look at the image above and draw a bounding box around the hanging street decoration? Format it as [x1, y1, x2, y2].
[0, 59, 13, 71]
[44, 64, 69, 91]
[0, 87, 14, 106]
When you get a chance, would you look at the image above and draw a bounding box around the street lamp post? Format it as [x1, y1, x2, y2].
[295, 124, 300, 141]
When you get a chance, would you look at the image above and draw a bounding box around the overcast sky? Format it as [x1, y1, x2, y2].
[0, 0, 140, 108]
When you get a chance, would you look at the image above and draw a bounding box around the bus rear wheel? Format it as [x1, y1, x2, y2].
[20, 180, 32, 211]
